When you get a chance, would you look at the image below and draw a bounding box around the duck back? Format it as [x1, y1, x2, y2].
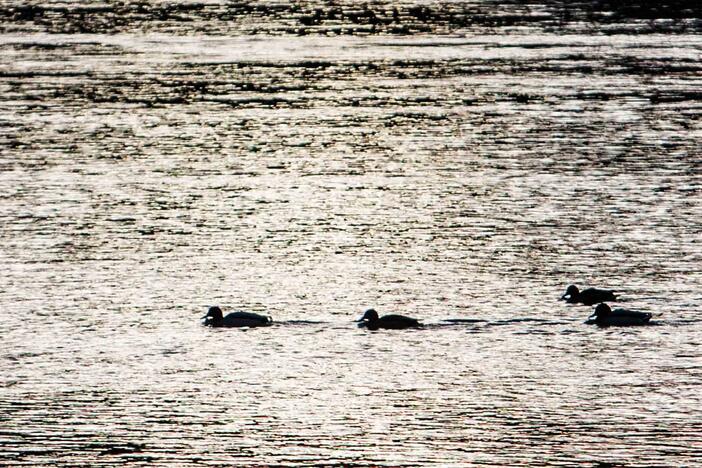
[587, 308, 652, 327]
[376, 314, 421, 330]
[221, 311, 271, 328]
[611, 308, 652, 325]
[576, 288, 617, 305]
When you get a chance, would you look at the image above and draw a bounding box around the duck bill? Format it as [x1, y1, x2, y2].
[354, 318, 364, 322]
[560, 294, 570, 301]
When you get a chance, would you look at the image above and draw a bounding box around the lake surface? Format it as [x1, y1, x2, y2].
[1, 1, 701, 466]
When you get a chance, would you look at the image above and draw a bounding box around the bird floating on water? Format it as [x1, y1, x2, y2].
[202, 306, 272, 328]
[585, 303, 652, 327]
[561, 284, 616, 306]
[356, 308, 421, 330]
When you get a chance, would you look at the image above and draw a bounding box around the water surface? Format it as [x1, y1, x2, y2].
[1, 1, 701, 466]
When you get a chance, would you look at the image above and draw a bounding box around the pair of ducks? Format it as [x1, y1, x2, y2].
[561, 284, 652, 326]
[202, 284, 653, 330]
[201, 306, 417, 329]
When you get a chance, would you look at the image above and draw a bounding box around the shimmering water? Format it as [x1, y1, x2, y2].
[1, 2, 702, 466]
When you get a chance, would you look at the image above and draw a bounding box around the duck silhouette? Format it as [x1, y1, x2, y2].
[561, 284, 616, 305]
[202, 306, 272, 328]
[356, 308, 421, 330]
[585, 303, 652, 327]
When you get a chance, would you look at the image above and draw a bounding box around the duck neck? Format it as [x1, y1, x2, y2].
[207, 316, 223, 327]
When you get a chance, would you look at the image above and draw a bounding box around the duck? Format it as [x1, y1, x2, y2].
[202, 306, 272, 328]
[561, 284, 616, 305]
[356, 308, 421, 330]
[585, 303, 652, 327]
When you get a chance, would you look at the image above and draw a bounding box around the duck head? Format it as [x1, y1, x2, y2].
[561, 284, 579, 301]
[203, 306, 224, 326]
[356, 308, 379, 322]
[589, 303, 611, 322]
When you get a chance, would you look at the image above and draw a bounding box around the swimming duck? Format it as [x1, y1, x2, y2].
[561, 284, 616, 305]
[356, 308, 421, 330]
[586, 303, 652, 327]
[202, 306, 272, 328]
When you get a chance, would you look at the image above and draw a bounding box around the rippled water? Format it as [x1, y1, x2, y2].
[1, 1, 702, 466]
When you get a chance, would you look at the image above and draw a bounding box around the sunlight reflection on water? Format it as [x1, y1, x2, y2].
[1, 2, 702, 466]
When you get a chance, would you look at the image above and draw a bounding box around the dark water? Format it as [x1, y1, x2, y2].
[1, 1, 702, 466]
